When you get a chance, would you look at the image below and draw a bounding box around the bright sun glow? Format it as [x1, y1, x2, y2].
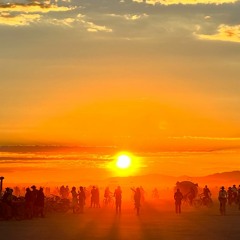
[116, 155, 131, 169]
[108, 152, 140, 177]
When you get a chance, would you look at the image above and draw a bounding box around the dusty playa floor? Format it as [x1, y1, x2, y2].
[1, 202, 240, 240]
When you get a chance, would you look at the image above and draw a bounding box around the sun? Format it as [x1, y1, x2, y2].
[116, 155, 131, 169]
[108, 151, 140, 177]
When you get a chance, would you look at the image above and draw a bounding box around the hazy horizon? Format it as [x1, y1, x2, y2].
[1, 145, 240, 185]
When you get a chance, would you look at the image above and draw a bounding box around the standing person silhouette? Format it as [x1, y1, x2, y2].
[104, 187, 112, 206]
[78, 186, 86, 213]
[218, 186, 227, 215]
[71, 187, 78, 213]
[90, 186, 97, 208]
[114, 186, 122, 214]
[237, 186, 240, 210]
[2, 188, 13, 220]
[25, 188, 33, 219]
[31, 185, 38, 217]
[36, 187, 45, 218]
[131, 187, 141, 216]
[96, 187, 100, 208]
[174, 188, 183, 214]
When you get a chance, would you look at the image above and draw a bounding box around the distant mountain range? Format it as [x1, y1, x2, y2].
[196, 171, 240, 185]
[106, 171, 240, 188]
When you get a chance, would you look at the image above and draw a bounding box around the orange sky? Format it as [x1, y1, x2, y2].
[2, 74, 240, 150]
[0, 0, 240, 180]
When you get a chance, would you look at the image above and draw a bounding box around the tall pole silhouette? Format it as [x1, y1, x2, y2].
[0, 176, 4, 195]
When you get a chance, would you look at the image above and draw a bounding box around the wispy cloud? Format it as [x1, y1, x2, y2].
[49, 14, 113, 32]
[0, 2, 113, 31]
[0, 12, 41, 26]
[196, 24, 240, 43]
[132, 0, 239, 5]
[109, 13, 148, 21]
[204, 16, 211, 20]
[125, 13, 148, 21]
[84, 21, 113, 33]
[0, 2, 75, 13]
[50, 17, 75, 27]
[0, 1, 75, 26]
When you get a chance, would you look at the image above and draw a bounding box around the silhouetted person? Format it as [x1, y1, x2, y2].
[131, 187, 141, 216]
[114, 186, 122, 214]
[60, 185, 65, 198]
[96, 187, 100, 208]
[31, 185, 38, 217]
[90, 186, 97, 208]
[237, 186, 240, 210]
[104, 187, 112, 205]
[25, 188, 33, 219]
[227, 187, 233, 205]
[78, 186, 86, 213]
[202, 185, 212, 205]
[152, 188, 159, 200]
[71, 187, 78, 213]
[2, 188, 13, 220]
[174, 188, 183, 214]
[218, 186, 227, 215]
[65, 186, 70, 199]
[232, 185, 238, 204]
[203, 185, 211, 199]
[35, 187, 45, 217]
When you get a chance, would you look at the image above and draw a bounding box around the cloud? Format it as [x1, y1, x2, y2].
[196, 24, 240, 43]
[50, 17, 75, 27]
[48, 14, 113, 32]
[0, 12, 41, 26]
[0, 1, 75, 26]
[204, 16, 211, 20]
[132, 0, 239, 5]
[76, 14, 112, 33]
[0, 2, 75, 13]
[108, 13, 148, 21]
[124, 13, 148, 21]
[0, 3, 113, 31]
[85, 21, 113, 33]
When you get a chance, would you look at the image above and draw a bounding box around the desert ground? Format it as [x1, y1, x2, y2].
[1, 200, 240, 240]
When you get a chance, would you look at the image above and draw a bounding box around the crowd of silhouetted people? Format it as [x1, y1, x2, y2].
[0, 183, 146, 220]
[0, 185, 45, 220]
[174, 184, 240, 215]
[1, 183, 240, 221]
